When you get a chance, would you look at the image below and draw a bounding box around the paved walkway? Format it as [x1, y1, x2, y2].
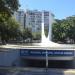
[0, 67, 75, 75]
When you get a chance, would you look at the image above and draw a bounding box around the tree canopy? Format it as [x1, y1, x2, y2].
[52, 16, 75, 43]
[0, 0, 20, 44]
[0, 17, 20, 44]
[22, 28, 33, 40]
[0, 0, 20, 16]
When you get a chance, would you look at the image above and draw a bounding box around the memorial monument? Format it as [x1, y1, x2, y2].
[20, 12, 74, 61]
[40, 12, 60, 47]
[0, 11, 75, 68]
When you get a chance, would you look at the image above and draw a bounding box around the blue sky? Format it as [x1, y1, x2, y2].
[19, 0, 75, 19]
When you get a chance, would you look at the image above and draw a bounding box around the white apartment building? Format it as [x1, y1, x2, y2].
[14, 10, 25, 30]
[25, 10, 53, 33]
[25, 10, 42, 33]
[14, 10, 54, 33]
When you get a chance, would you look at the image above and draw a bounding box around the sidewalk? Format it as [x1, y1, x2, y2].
[0, 67, 75, 75]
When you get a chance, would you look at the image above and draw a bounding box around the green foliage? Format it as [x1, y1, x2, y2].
[0, 0, 20, 44]
[32, 32, 41, 40]
[52, 20, 62, 42]
[0, 16, 20, 44]
[7, 17, 20, 39]
[52, 16, 75, 43]
[22, 28, 33, 40]
[0, 0, 20, 16]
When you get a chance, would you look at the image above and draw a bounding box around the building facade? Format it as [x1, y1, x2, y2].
[14, 10, 53, 34]
[25, 10, 42, 33]
[25, 10, 52, 33]
[14, 10, 25, 30]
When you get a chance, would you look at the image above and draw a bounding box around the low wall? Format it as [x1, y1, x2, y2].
[0, 48, 75, 68]
[0, 49, 20, 66]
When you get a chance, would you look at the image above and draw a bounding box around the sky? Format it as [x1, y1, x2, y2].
[19, 0, 75, 19]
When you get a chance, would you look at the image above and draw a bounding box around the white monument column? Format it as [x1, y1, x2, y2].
[41, 11, 47, 43]
[41, 11, 54, 43]
[41, 11, 59, 47]
[41, 11, 44, 39]
[48, 12, 54, 41]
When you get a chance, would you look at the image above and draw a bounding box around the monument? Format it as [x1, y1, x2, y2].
[19, 12, 75, 68]
[20, 12, 75, 61]
[40, 12, 60, 47]
[1, 11, 74, 62]
[0, 11, 75, 68]
[0, 13, 75, 68]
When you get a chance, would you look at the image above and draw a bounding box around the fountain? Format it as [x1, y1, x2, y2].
[0, 11, 75, 68]
[1, 11, 74, 61]
[34, 12, 69, 48]
[19, 12, 75, 61]
[33, 11, 60, 47]
[40, 12, 60, 47]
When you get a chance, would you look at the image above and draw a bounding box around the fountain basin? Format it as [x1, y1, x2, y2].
[0, 44, 75, 61]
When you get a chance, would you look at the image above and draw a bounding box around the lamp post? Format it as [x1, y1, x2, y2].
[46, 50, 48, 72]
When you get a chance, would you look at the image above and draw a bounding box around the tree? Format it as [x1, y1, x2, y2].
[7, 17, 20, 40]
[32, 32, 41, 40]
[0, 0, 20, 16]
[22, 28, 33, 41]
[52, 19, 64, 42]
[66, 16, 75, 43]
[0, 0, 20, 44]
[0, 17, 20, 44]
[52, 16, 75, 43]
[0, 14, 8, 44]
